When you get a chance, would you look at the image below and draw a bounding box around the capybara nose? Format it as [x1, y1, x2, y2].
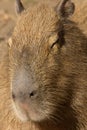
[12, 89, 38, 102]
[29, 90, 38, 99]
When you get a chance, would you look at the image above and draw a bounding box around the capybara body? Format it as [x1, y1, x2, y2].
[0, 0, 87, 130]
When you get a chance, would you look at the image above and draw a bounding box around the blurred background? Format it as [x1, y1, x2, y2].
[0, 0, 41, 43]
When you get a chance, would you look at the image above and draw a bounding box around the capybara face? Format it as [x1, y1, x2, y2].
[9, 1, 75, 123]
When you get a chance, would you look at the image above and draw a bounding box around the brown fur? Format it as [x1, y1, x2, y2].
[0, 0, 87, 130]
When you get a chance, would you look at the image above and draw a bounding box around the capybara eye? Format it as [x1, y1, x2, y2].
[51, 39, 59, 49]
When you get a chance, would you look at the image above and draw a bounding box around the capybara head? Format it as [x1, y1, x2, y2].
[9, 0, 75, 124]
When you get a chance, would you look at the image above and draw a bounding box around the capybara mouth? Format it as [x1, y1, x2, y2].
[12, 100, 48, 123]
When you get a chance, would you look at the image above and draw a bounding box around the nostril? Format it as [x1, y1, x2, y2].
[12, 92, 16, 100]
[30, 92, 34, 97]
[29, 90, 37, 99]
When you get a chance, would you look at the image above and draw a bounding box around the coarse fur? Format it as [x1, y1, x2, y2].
[0, 0, 87, 130]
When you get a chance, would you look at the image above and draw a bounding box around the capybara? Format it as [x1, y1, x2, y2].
[0, 0, 87, 130]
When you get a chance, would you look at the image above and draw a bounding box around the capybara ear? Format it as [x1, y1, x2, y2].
[15, 0, 25, 14]
[56, 0, 75, 18]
